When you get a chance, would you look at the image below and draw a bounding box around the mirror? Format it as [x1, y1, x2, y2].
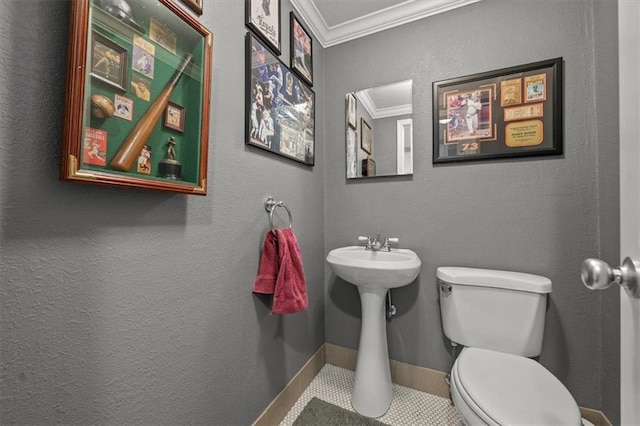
[346, 80, 413, 179]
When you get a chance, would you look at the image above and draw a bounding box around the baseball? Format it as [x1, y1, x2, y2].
[90, 94, 115, 119]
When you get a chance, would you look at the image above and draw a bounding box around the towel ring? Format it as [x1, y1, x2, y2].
[264, 196, 293, 232]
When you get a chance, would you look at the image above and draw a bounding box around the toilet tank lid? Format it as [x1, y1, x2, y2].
[437, 267, 552, 293]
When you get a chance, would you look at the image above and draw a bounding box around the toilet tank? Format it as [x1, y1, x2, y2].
[437, 267, 552, 357]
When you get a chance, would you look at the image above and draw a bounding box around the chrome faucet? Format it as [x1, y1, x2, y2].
[358, 233, 399, 251]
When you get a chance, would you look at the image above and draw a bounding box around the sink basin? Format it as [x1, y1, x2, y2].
[326, 246, 421, 288]
[326, 245, 422, 418]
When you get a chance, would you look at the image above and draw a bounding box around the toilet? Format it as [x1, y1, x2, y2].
[437, 266, 582, 425]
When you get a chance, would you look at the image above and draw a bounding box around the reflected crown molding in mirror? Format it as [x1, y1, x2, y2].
[356, 80, 413, 119]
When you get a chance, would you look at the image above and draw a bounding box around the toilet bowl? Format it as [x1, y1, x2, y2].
[437, 267, 581, 425]
[450, 347, 581, 425]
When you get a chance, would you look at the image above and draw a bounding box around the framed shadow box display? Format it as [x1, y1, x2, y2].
[246, 32, 315, 166]
[61, 0, 213, 195]
[433, 57, 563, 164]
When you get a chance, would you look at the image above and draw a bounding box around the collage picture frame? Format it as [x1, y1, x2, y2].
[433, 57, 563, 164]
[245, 32, 315, 166]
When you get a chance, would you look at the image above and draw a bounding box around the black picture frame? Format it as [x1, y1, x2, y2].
[289, 12, 313, 87]
[246, 0, 281, 55]
[433, 57, 563, 164]
[246, 33, 315, 166]
[90, 31, 128, 92]
[360, 117, 372, 155]
[181, 0, 202, 15]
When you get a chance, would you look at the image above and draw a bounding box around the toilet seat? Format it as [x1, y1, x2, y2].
[451, 347, 581, 425]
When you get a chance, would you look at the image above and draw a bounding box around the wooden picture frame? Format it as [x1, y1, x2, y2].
[433, 57, 563, 164]
[246, 33, 315, 166]
[181, 0, 203, 15]
[289, 12, 313, 87]
[61, 0, 213, 195]
[360, 117, 372, 155]
[246, 0, 281, 55]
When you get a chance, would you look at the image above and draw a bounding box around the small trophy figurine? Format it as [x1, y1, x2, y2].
[159, 137, 181, 180]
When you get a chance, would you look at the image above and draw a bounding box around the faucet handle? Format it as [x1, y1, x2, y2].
[383, 237, 399, 250]
[358, 236, 371, 247]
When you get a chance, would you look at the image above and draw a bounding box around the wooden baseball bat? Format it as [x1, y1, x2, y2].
[110, 53, 193, 172]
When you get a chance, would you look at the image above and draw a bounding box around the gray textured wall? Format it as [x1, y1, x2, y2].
[0, 0, 325, 424]
[0, 0, 622, 424]
[323, 0, 620, 422]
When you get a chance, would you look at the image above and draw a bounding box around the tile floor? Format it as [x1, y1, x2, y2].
[280, 364, 463, 425]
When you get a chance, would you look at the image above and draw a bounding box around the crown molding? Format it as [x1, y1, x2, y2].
[290, 0, 482, 48]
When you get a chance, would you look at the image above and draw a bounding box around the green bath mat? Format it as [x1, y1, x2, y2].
[293, 397, 389, 426]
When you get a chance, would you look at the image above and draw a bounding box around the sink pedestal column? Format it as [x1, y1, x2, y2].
[352, 286, 393, 418]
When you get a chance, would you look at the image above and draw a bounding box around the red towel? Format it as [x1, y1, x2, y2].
[252, 230, 278, 294]
[252, 228, 308, 315]
[272, 228, 308, 315]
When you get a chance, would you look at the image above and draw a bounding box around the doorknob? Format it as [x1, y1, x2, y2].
[581, 257, 640, 298]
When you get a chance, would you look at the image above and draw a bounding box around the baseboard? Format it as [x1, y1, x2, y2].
[325, 342, 452, 399]
[252, 345, 325, 426]
[579, 406, 612, 426]
[254, 343, 612, 426]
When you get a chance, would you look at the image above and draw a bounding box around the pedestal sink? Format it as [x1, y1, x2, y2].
[326, 246, 421, 418]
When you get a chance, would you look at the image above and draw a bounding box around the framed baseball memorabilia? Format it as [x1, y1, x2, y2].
[61, 0, 213, 195]
[246, 0, 281, 55]
[246, 33, 315, 166]
[433, 58, 563, 164]
[289, 12, 312, 86]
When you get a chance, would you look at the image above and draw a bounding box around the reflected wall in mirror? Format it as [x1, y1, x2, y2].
[345, 80, 413, 179]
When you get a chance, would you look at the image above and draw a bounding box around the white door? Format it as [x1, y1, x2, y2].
[618, 1, 639, 424]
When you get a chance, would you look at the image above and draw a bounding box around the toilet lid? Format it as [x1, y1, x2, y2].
[453, 348, 581, 425]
